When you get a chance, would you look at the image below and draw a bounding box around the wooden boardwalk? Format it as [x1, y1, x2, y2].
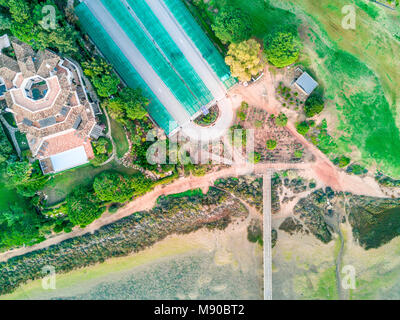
[263, 170, 273, 300]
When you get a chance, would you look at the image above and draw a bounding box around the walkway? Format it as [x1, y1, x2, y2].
[263, 170, 272, 300]
[181, 96, 234, 141]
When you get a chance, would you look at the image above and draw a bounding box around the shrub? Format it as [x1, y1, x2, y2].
[296, 121, 310, 135]
[275, 112, 288, 127]
[212, 6, 252, 43]
[237, 111, 246, 121]
[249, 151, 261, 163]
[266, 139, 277, 150]
[346, 163, 367, 175]
[334, 156, 350, 168]
[294, 149, 303, 158]
[304, 94, 324, 117]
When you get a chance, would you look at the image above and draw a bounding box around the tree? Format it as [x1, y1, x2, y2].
[83, 58, 120, 98]
[5, 161, 32, 186]
[275, 112, 288, 127]
[66, 186, 105, 227]
[296, 121, 310, 136]
[0, 125, 14, 164]
[104, 98, 125, 123]
[304, 94, 324, 117]
[16, 175, 48, 197]
[1, 0, 79, 54]
[249, 151, 261, 163]
[334, 156, 350, 168]
[130, 172, 153, 196]
[7, 0, 30, 23]
[212, 7, 251, 44]
[225, 39, 265, 82]
[266, 139, 277, 150]
[0, 203, 42, 249]
[92, 138, 109, 155]
[264, 27, 300, 68]
[104, 88, 149, 124]
[93, 74, 120, 98]
[91, 137, 111, 166]
[0, 13, 12, 30]
[119, 88, 148, 121]
[93, 172, 135, 203]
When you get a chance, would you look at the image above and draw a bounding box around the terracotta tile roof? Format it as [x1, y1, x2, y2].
[11, 76, 61, 112]
[3, 39, 98, 172]
[0, 54, 20, 81]
[37, 130, 94, 159]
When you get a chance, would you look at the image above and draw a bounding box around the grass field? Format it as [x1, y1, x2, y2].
[15, 131, 29, 151]
[189, 0, 298, 40]
[110, 119, 129, 158]
[269, 0, 400, 176]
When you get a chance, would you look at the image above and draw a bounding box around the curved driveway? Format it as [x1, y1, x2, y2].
[181, 96, 234, 141]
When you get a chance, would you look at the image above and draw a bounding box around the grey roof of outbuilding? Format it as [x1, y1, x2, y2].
[295, 72, 318, 95]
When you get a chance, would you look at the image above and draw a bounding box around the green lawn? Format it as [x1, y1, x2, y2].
[189, 0, 298, 39]
[3, 113, 17, 128]
[41, 161, 139, 205]
[110, 119, 129, 158]
[15, 131, 29, 151]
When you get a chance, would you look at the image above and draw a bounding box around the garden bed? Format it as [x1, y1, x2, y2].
[193, 104, 220, 127]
